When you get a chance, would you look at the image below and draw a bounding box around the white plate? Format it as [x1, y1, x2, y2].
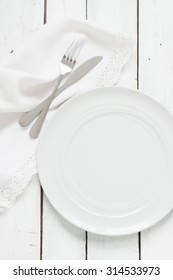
[38, 87, 173, 235]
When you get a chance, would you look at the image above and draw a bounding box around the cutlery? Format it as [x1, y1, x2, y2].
[19, 56, 103, 127]
[29, 39, 83, 138]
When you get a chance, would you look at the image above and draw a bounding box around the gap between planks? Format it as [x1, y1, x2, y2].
[85, 0, 88, 261]
[137, 0, 141, 261]
[40, 0, 47, 260]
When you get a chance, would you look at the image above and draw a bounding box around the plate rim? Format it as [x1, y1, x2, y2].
[38, 86, 173, 236]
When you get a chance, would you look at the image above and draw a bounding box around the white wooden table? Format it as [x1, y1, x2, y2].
[0, 0, 173, 260]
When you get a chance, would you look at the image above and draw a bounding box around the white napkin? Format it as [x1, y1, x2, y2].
[0, 19, 135, 211]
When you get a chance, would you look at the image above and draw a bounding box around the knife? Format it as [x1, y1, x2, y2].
[19, 56, 103, 127]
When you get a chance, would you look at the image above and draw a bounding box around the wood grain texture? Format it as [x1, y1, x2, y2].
[87, 0, 139, 260]
[42, 0, 87, 260]
[0, 176, 41, 259]
[88, 234, 139, 260]
[46, 0, 86, 22]
[0, 0, 44, 260]
[139, 0, 173, 259]
[42, 198, 86, 260]
[0, 0, 44, 60]
[87, 0, 137, 89]
[141, 212, 173, 260]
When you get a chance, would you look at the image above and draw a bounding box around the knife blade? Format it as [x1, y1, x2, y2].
[19, 56, 103, 127]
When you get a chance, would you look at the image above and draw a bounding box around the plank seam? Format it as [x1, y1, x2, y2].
[137, 0, 141, 260]
[137, 0, 139, 90]
[40, 187, 44, 260]
[85, 231, 88, 260]
[85, 0, 88, 261]
[44, 0, 47, 24]
[86, 0, 88, 20]
[138, 232, 141, 260]
[40, 0, 47, 260]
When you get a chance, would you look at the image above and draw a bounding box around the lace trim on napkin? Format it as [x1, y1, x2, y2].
[0, 33, 134, 211]
[0, 154, 37, 212]
[97, 34, 134, 86]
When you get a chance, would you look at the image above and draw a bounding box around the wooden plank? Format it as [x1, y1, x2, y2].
[46, 0, 86, 22]
[0, 0, 44, 259]
[139, 0, 173, 259]
[88, 234, 139, 260]
[0, 176, 41, 260]
[42, 0, 86, 260]
[42, 198, 86, 260]
[87, 0, 139, 260]
[0, 0, 44, 60]
[141, 212, 173, 260]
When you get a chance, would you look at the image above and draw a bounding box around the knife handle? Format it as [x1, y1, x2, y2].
[19, 82, 66, 127]
[29, 75, 63, 138]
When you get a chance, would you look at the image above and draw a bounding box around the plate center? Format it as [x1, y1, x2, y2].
[66, 112, 165, 214]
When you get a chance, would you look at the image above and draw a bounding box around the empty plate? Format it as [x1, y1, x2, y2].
[38, 87, 173, 235]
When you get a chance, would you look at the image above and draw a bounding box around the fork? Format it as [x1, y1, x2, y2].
[29, 39, 82, 138]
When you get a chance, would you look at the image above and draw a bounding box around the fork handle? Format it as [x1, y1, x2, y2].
[29, 75, 63, 138]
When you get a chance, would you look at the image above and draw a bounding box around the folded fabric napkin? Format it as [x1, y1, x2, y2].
[0, 19, 135, 211]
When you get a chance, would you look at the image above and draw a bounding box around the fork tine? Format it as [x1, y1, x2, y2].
[63, 39, 78, 59]
[63, 39, 76, 59]
[67, 39, 80, 62]
[70, 39, 84, 63]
